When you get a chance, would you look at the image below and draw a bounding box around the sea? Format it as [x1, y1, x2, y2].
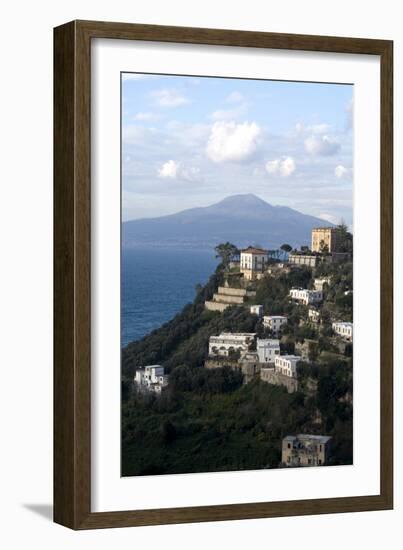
[122, 247, 218, 347]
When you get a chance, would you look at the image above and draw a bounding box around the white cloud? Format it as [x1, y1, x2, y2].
[123, 125, 157, 144]
[151, 89, 189, 108]
[265, 156, 296, 177]
[157, 160, 201, 182]
[294, 122, 330, 136]
[209, 104, 247, 121]
[226, 91, 244, 103]
[158, 160, 179, 178]
[335, 164, 348, 178]
[308, 123, 331, 135]
[206, 121, 261, 163]
[304, 134, 340, 156]
[133, 112, 160, 121]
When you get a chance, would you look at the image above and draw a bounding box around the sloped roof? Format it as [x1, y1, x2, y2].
[241, 247, 268, 255]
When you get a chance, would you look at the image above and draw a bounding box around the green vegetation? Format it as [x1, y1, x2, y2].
[122, 357, 352, 476]
[214, 242, 240, 266]
[122, 242, 353, 477]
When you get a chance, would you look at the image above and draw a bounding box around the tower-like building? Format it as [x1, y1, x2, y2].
[311, 227, 340, 253]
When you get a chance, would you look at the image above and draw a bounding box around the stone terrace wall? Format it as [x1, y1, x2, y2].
[260, 369, 298, 393]
[217, 287, 256, 298]
[204, 301, 229, 312]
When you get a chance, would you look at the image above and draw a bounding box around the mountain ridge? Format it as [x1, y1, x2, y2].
[123, 194, 334, 250]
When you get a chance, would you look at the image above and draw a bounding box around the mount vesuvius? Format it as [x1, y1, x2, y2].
[122, 194, 333, 250]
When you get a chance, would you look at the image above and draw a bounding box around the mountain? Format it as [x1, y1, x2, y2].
[122, 194, 333, 250]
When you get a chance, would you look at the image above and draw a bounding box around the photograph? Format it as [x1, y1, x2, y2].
[120, 71, 354, 477]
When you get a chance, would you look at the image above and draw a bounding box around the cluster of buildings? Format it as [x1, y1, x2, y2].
[236, 228, 350, 281]
[132, 227, 350, 466]
[134, 365, 169, 395]
[288, 227, 352, 268]
[206, 331, 300, 390]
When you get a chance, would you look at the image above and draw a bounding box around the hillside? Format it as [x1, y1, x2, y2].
[122, 259, 353, 476]
[122, 194, 332, 250]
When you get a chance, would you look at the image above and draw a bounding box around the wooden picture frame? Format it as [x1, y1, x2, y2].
[54, 20, 393, 529]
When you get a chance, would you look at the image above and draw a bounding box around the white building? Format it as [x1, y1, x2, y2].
[208, 332, 256, 357]
[134, 365, 169, 394]
[282, 434, 332, 467]
[308, 308, 321, 323]
[250, 304, 263, 317]
[263, 315, 287, 334]
[289, 288, 323, 305]
[288, 254, 318, 268]
[332, 322, 353, 342]
[240, 247, 268, 280]
[313, 277, 331, 291]
[257, 338, 280, 364]
[274, 355, 300, 378]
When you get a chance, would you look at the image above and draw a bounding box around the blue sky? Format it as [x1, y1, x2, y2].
[122, 73, 353, 226]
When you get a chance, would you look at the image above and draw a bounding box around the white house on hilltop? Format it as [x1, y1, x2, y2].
[274, 355, 300, 378]
[289, 288, 323, 305]
[134, 365, 169, 394]
[240, 247, 268, 280]
[332, 321, 353, 342]
[257, 338, 280, 364]
[208, 332, 256, 357]
[263, 315, 287, 334]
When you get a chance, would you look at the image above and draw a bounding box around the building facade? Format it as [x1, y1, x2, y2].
[282, 434, 332, 467]
[308, 308, 321, 323]
[288, 254, 318, 267]
[256, 338, 280, 364]
[134, 365, 169, 394]
[332, 321, 353, 341]
[313, 277, 331, 291]
[250, 304, 264, 317]
[263, 315, 287, 334]
[289, 288, 323, 305]
[311, 227, 340, 253]
[240, 247, 269, 280]
[274, 355, 300, 377]
[208, 332, 256, 357]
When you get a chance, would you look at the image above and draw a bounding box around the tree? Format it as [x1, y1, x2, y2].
[215, 242, 239, 266]
[319, 240, 329, 254]
[336, 221, 353, 253]
[280, 243, 292, 253]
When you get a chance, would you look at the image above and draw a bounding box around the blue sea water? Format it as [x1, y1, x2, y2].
[122, 248, 218, 347]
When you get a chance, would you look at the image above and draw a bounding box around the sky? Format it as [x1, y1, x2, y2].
[122, 72, 353, 226]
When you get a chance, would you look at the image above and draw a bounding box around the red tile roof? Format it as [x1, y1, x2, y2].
[241, 247, 268, 255]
